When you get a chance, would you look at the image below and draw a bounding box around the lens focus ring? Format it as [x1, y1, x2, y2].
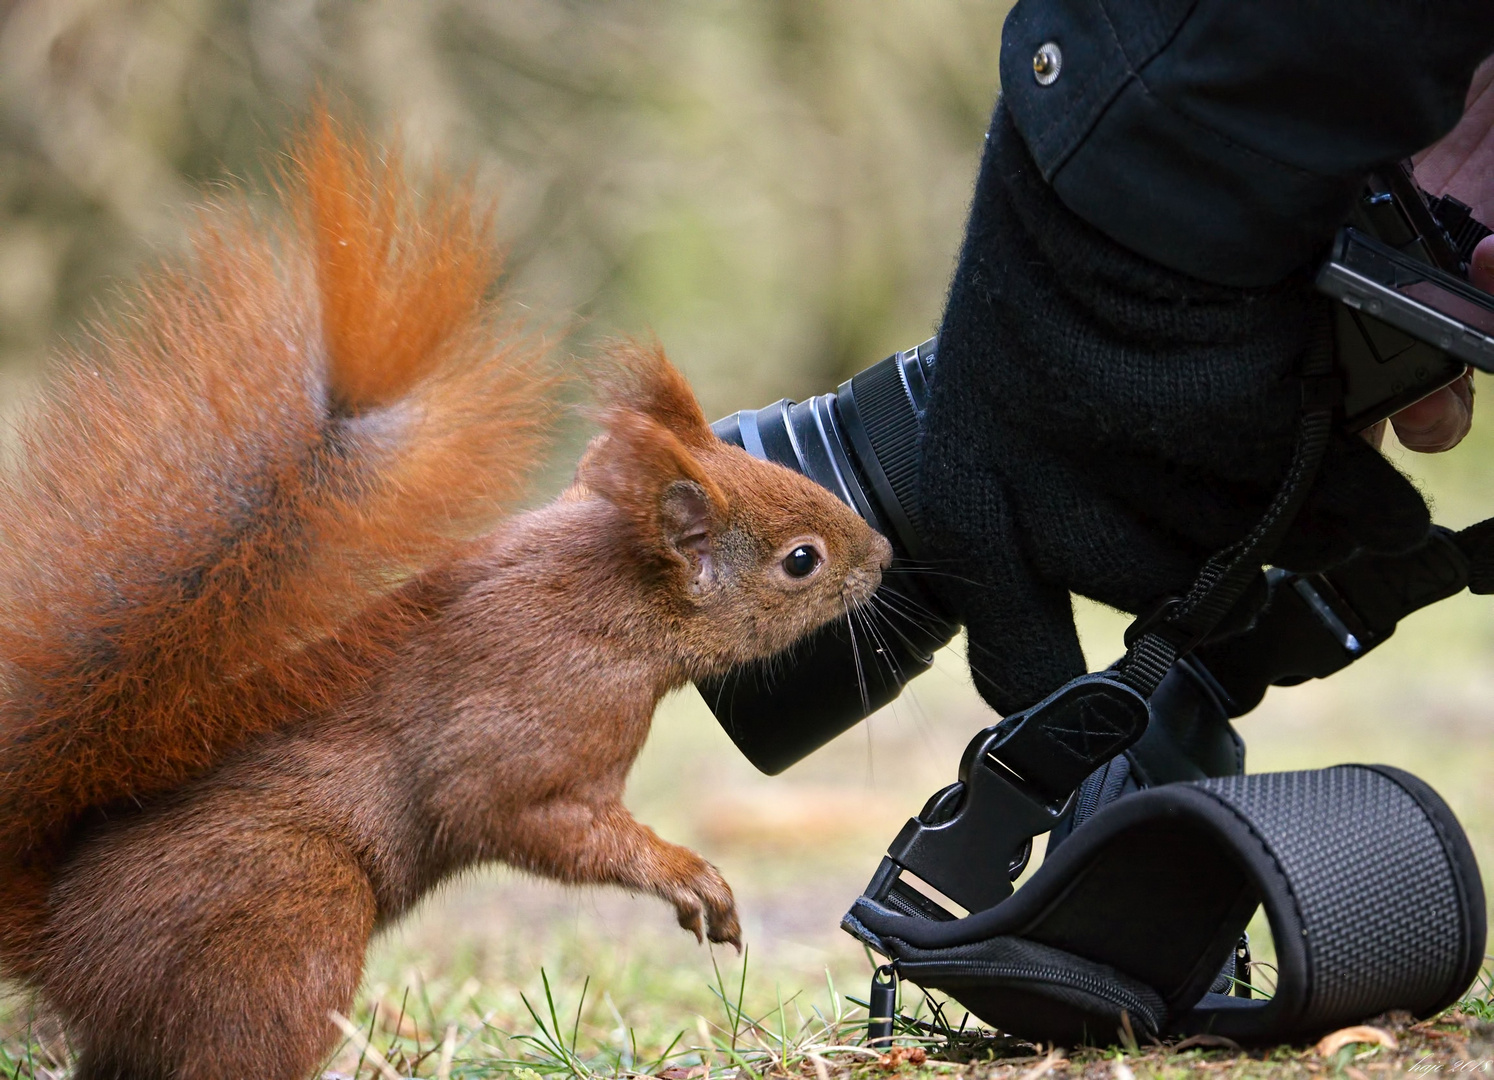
[839, 354, 928, 556]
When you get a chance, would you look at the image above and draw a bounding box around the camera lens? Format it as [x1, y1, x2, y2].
[697, 338, 960, 774]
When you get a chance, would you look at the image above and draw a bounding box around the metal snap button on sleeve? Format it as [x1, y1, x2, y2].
[1033, 42, 1062, 86]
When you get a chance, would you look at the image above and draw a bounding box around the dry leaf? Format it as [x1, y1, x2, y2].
[1315, 1025, 1398, 1057]
[876, 1046, 928, 1070]
[1172, 1033, 1244, 1053]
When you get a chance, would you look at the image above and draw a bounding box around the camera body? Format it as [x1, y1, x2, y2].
[700, 165, 1494, 776]
[1325, 164, 1494, 429]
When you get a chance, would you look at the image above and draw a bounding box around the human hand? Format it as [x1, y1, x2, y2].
[920, 27, 1494, 718]
[1393, 55, 1494, 452]
[917, 108, 1432, 714]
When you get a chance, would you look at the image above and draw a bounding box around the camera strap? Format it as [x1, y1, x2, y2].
[849, 317, 1494, 1045]
[1116, 324, 1339, 700]
[906, 315, 1339, 831]
[847, 764, 1486, 1046]
[852, 511, 1494, 1046]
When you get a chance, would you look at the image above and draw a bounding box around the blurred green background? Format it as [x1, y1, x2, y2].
[0, 0, 1490, 1064]
[0, 0, 1004, 412]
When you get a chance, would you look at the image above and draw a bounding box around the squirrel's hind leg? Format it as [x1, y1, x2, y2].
[42, 804, 377, 1080]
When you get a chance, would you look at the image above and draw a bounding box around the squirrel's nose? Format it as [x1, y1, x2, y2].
[872, 532, 893, 572]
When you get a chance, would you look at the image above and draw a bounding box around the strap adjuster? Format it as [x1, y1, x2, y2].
[1122, 595, 1215, 659]
[1123, 596, 1184, 649]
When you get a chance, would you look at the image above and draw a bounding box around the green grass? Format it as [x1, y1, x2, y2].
[8, 952, 1489, 1078]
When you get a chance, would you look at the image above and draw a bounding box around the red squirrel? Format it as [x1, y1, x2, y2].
[0, 113, 891, 1079]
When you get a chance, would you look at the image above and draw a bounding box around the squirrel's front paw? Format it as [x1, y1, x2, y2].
[669, 861, 741, 950]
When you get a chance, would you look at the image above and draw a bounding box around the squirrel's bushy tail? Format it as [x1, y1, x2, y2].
[0, 111, 552, 964]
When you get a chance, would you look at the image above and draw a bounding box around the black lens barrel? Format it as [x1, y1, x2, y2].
[698, 338, 960, 774]
[711, 393, 889, 537]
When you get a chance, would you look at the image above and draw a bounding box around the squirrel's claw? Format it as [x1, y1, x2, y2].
[676, 900, 706, 944]
[668, 859, 739, 950]
[705, 903, 742, 952]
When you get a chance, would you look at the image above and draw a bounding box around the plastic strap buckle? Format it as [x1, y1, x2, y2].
[861, 673, 1150, 917]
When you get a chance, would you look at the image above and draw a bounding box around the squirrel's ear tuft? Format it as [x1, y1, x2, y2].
[580, 409, 726, 583]
[593, 341, 716, 451]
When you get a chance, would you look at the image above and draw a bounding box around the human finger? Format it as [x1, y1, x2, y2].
[1470, 231, 1494, 290]
[1383, 233, 1491, 454]
[1389, 370, 1474, 453]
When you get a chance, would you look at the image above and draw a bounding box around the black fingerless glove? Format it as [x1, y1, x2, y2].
[917, 106, 1431, 716]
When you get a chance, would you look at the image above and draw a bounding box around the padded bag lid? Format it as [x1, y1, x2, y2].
[846, 765, 1485, 1045]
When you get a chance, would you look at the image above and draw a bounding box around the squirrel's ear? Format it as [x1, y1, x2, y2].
[659, 479, 716, 591]
[594, 341, 716, 451]
[580, 409, 726, 588]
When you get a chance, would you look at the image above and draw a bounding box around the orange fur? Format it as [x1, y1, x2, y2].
[592, 339, 723, 451]
[0, 112, 551, 954]
[0, 115, 891, 1080]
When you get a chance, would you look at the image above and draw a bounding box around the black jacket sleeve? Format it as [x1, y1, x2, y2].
[1001, 0, 1494, 287]
[918, 4, 1494, 716]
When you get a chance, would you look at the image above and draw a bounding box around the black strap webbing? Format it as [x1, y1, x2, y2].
[985, 316, 1340, 800]
[1116, 316, 1339, 697]
[1455, 516, 1494, 595]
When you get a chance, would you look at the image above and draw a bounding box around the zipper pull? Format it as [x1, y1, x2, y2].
[868, 963, 898, 1047]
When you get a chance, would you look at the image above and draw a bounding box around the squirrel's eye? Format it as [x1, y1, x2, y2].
[781, 545, 821, 578]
